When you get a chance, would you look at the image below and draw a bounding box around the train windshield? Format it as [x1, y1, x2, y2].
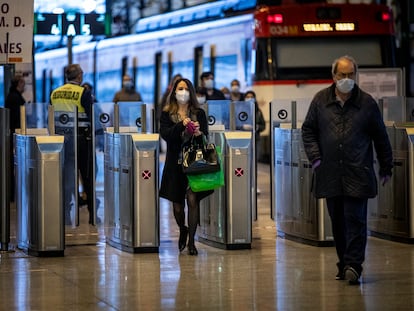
[253, 2, 396, 82]
[255, 36, 395, 81]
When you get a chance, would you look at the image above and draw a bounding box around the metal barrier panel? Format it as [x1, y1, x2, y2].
[95, 102, 115, 226]
[199, 131, 226, 244]
[53, 108, 78, 227]
[132, 134, 159, 250]
[105, 130, 159, 253]
[15, 134, 65, 256]
[273, 127, 332, 246]
[104, 130, 120, 241]
[274, 127, 293, 233]
[368, 126, 413, 241]
[15, 134, 29, 250]
[199, 131, 252, 249]
[233, 100, 257, 220]
[225, 131, 252, 247]
[29, 136, 65, 255]
[119, 134, 133, 243]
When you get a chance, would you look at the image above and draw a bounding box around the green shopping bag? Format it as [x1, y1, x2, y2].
[187, 146, 224, 192]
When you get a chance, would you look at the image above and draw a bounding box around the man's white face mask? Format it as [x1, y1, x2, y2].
[336, 78, 355, 94]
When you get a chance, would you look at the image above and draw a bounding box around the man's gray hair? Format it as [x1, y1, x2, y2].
[331, 55, 358, 75]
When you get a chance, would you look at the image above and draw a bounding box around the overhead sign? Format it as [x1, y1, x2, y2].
[0, 1, 34, 64]
[35, 13, 109, 36]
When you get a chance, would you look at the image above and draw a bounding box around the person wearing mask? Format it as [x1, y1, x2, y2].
[112, 74, 142, 103]
[301, 55, 393, 285]
[159, 77, 212, 256]
[5, 74, 26, 202]
[243, 90, 265, 194]
[230, 79, 245, 102]
[158, 73, 183, 129]
[244, 90, 265, 142]
[200, 71, 225, 100]
[50, 64, 95, 225]
[221, 86, 231, 100]
[196, 86, 207, 105]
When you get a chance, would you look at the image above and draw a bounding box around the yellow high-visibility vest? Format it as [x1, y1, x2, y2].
[50, 83, 85, 112]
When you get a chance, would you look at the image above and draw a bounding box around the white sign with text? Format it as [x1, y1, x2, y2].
[0, 1, 34, 64]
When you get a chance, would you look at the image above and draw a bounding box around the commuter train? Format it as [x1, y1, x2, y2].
[33, 0, 397, 162]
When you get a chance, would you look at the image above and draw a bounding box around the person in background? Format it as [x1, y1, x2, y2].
[230, 79, 244, 102]
[82, 82, 102, 150]
[244, 90, 265, 194]
[158, 73, 183, 129]
[301, 55, 393, 285]
[244, 90, 265, 141]
[200, 71, 225, 100]
[50, 64, 95, 225]
[5, 74, 26, 202]
[82, 82, 97, 103]
[81, 82, 102, 220]
[195, 86, 207, 105]
[112, 74, 142, 103]
[221, 86, 231, 100]
[159, 77, 212, 256]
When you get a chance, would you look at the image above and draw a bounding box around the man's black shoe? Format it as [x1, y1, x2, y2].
[336, 262, 345, 280]
[344, 266, 360, 285]
[335, 270, 345, 280]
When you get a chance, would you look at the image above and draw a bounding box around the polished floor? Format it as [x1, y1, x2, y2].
[1, 162, 414, 311]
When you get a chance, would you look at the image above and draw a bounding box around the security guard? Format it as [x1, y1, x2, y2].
[50, 64, 94, 225]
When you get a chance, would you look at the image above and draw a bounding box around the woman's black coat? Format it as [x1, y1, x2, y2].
[301, 84, 393, 199]
[159, 108, 212, 203]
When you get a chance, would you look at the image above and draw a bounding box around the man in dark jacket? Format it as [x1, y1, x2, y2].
[200, 71, 225, 100]
[301, 55, 393, 285]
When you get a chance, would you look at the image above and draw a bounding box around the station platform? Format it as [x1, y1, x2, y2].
[1, 162, 413, 310]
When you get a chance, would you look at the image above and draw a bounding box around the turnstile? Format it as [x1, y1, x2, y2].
[273, 126, 333, 246]
[199, 131, 252, 249]
[15, 133, 65, 256]
[368, 125, 414, 242]
[104, 131, 159, 253]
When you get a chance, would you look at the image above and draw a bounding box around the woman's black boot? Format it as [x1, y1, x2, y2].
[178, 226, 188, 252]
[188, 239, 198, 256]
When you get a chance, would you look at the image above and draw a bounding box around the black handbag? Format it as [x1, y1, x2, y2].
[182, 136, 220, 175]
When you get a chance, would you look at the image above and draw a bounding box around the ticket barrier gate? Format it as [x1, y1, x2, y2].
[15, 131, 65, 256]
[198, 131, 252, 250]
[368, 124, 414, 243]
[104, 129, 159, 253]
[273, 126, 333, 246]
[0, 108, 10, 251]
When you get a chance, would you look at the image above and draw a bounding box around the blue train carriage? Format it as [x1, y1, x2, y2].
[34, 14, 254, 105]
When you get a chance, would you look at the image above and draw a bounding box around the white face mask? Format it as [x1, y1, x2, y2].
[336, 78, 355, 94]
[204, 79, 214, 89]
[197, 96, 206, 104]
[176, 90, 190, 103]
[231, 85, 240, 93]
[123, 80, 133, 89]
